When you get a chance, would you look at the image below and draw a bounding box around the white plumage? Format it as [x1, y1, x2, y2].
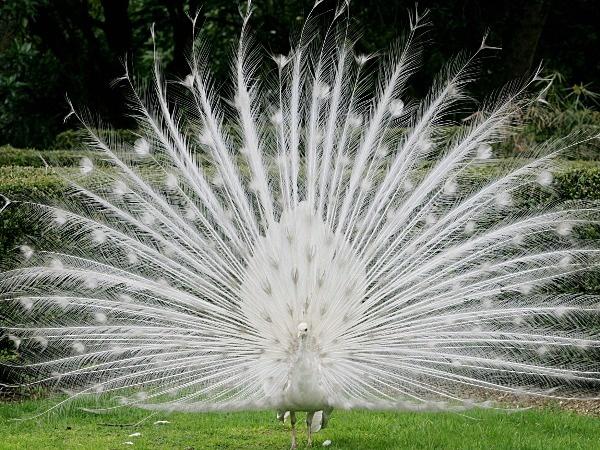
[2, 3, 600, 448]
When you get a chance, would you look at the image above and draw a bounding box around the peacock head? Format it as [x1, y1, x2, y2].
[297, 322, 309, 339]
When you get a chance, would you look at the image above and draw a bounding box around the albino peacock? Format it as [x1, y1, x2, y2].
[2, 2, 600, 448]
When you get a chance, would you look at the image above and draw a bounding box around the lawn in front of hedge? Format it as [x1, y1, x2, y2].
[1, 397, 600, 449]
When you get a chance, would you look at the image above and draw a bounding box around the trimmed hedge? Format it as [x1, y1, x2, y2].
[0, 167, 66, 256]
[1, 160, 599, 255]
[0, 145, 92, 167]
[52, 129, 137, 150]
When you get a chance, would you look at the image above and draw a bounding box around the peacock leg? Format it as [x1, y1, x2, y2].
[290, 411, 297, 449]
[306, 411, 315, 447]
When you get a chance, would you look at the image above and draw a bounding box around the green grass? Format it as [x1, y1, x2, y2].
[1, 398, 599, 449]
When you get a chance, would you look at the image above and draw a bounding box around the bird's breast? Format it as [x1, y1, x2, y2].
[283, 348, 328, 410]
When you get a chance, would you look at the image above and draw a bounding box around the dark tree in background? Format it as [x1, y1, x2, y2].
[0, 0, 598, 148]
[101, 0, 133, 59]
[501, 0, 550, 81]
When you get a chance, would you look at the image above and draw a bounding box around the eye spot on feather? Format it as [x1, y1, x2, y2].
[270, 110, 283, 126]
[316, 82, 330, 99]
[20, 245, 34, 259]
[389, 99, 405, 117]
[464, 220, 476, 234]
[495, 192, 512, 207]
[84, 276, 98, 290]
[113, 180, 128, 196]
[94, 312, 107, 324]
[127, 252, 139, 265]
[141, 212, 155, 226]
[554, 306, 567, 318]
[537, 170, 554, 186]
[162, 243, 176, 258]
[518, 283, 533, 294]
[340, 155, 351, 167]
[183, 74, 195, 88]
[119, 294, 133, 302]
[134, 138, 150, 156]
[8, 335, 21, 349]
[480, 262, 492, 271]
[443, 180, 457, 195]
[80, 157, 93, 174]
[20, 298, 33, 311]
[513, 315, 524, 325]
[419, 139, 433, 152]
[184, 205, 197, 220]
[559, 255, 572, 268]
[165, 173, 178, 190]
[354, 54, 372, 66]
[273, 54, 289, 68]
[91, 229, 106, 244]
[556, 222, 572, 236]
[33, 336, 48, 349]
[199, 131, 215, 147]
[347, 114, 362, 128]
[54, 211, 67, 226]
[49, 258, 64, 270]
[212, 174, 224, 187]
[512, 233, 524, 245]
[476, 143, 492, 160]
[376, 145, 389, 158]
[425, 214, 437, 226]
[53, 297, 68, 309]
[360, 179, 372, 192]
[72, 342, 86, 354]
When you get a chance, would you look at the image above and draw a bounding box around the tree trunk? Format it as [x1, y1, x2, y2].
[100, 0, 132, 60]
[501, 0, 551, 80]
[163, 0, 199, 77]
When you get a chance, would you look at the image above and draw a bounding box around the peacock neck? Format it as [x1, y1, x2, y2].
[285, 335, 327, 409]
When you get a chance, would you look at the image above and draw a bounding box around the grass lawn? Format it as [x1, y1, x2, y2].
[0, 398, 599, 449]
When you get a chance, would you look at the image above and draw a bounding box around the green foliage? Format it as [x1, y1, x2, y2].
[0, 167, 65, 258]
[0, 166, 65, 198]
[0, 1, 63, 147]
[52, 129, 137, 151]
[490, 73, 600, 159]
[553, 162, 600, 200]
[1, 1, 599, 148]
[0, 146, 92, 167]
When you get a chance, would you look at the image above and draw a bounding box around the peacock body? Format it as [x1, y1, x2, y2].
[2, 2, 600, 448]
